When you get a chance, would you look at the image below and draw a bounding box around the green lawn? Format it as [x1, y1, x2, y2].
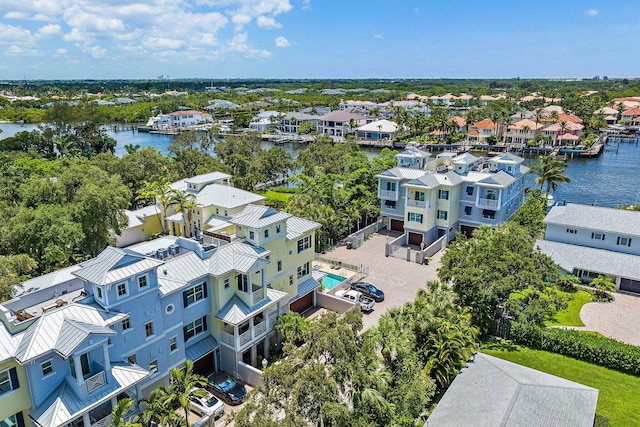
[483, 341, 640, 426]
[546, 290, 592, 326]
[259, 190, 293, 204]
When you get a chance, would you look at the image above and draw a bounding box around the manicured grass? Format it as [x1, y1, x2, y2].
[260, 190, 293, 203]
[483, 341, 640, 426]
[546, 290, 592, 326]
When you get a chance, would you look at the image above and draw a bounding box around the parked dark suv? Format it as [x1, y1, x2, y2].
[350, 282, 385, 302]
[206, 372, 247, 405]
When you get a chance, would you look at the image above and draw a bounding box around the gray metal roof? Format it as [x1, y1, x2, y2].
[31, 363, 150, 427]
[14, 303, 126, 362]
[15, 265, 83, 296]
[535, 239, 640, 280]
[452, 152, 479, 165]
[286, 216, 321, 240]
[207, 242, 269, 276]
[230, 205, 291, 228]
[376, 167, 428, 181]
[476, 170, 516, 187]
[157, 252, 208, 295]
[216, 288, 287, 325]
[544, 204, 640, 238]
[191, 183, 265, 209]
[0, 323, 21, 363]
[403, 173, 442, 189]
[296, 277, 320, 297]
[185, 335, 219, 362]
[426, 353, 598, 427]
[73, 247, 163, 286]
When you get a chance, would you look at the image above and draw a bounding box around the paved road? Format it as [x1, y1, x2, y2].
[324, 233, 443, 330]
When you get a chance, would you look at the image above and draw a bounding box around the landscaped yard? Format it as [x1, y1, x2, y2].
[546, 290, 591, 326]
[483, 341, 640, 426]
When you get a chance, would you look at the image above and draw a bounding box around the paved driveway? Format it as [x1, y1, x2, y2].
[574, 293, 640, 346]
[323, 233, 443, 330]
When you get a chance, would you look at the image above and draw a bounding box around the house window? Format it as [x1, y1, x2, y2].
[184, 283, 206, 307]
[466, 186, 474, 196]
[149, 360, 158, 374]
[69, 353, 90, 379]
[289, 275, 294, 286]
[385, 182, 396, 191]
[566, 228, 577, 234]
[264, 229, 270, 239]
[438, 189, 449, 200]
[277, 260, 282, 272]
[276, 224, 282, 234]
[617, 237, 632, 247]
[184, 317, 207, 341]
[437, 210, 448, 220]
[224, 278, 230, 289]
[1, 415, 17, 427]
[117, 283, 128, 298]
[145, 321, 154, 338]
[127, 354, 137, 364]
[169, 337, 177, 353]
[249, 230, 255, 240]
[384, 200, 396, 209]
[0, 368, 18, 395]
[96, 287, 102, 299]
[464, 206, 472, 216]
[224, 210, 228, 217]
[41, 360, 53, 377]
[122, 318, 131, 331]
[138, 276, 148, 289]
[408, 212, 423, 223]
[591, 233, 605, 240]
[414, 191, 425, 201]
[297, 262, 310, 279]
[482, 209, 496, 220]
[237, 274, 249, 292]
[297, 236, 312, 253]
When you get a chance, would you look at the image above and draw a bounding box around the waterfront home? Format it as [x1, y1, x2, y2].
[467, 118, 497, 143]
[377, 149, 528, 246]
[620, 107, 640, 123]
[536, 204, 640, 294]
[539, 112, 582, 124]
[248, 110, 280, 132]
[596, 106, 619, 125]
[318, 109, 369, 140]
[504, 119, 543, 144]
[0, 204, 321, 426]
[449, 116, 467, 133]
[276, 111, 323, 134]
[356, 119, 401, 141]
[145, 110, 213, 130]
[542, 122, 584, 145]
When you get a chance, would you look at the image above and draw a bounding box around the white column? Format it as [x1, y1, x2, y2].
[103, 344, 111, 372]
[247, 274, 253, 295]
[249, 317, 255, 339]
[74, 354, 83, 385]
[234, 325, 239, 349]
[82, 412, 91, 427]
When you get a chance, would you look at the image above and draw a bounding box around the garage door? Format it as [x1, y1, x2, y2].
[620, 278, 640, 294]
[390, 219, 404, 231]
[193, 351, 214, 375]
[408, 232, 423, 246]
[290, 292, 314, 313]
[460, 225, 476, 238]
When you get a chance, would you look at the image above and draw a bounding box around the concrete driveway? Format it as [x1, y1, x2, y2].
[323, 233, 443, 330]
[573, 293, 640, 346]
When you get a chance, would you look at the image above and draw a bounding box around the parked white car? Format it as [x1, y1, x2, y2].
[335, 289, 375, 312]
[189, 387, 225, 419]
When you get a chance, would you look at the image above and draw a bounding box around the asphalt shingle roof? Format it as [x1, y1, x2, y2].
[545, 204, 640, 237]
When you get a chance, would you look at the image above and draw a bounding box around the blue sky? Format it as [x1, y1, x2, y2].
[0, 0, 638, 80]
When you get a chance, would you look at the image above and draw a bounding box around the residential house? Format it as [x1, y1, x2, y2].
[146, 110, 213, 130]
[542, 122, 584, 145]
[504, 119, 543, 144]
[318, 109, 369, 141]
[116, 206, 164, 248]
[0, 204, 321, 426]
[276, 112, 323, 134]
[595, 106, 619, 125]
[478, 94, 506, 106]
[620, 107, 640, 123]
[338, 100, 377, 111]
[449, 116, 467, 133]
[377, 150, 528, 246]
[467, 118, 497, 143]
[249, 111, 281, 132]
[356, 119, 401, 140]
[536, 204, 640, 294]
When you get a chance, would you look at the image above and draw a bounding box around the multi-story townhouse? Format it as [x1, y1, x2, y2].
[318, 109, 369, 140]
[535, 204, 640, 294]
[0, 204, 321, 426]
[467, 118, 497, 143]
[276, 112, 323, 134]
[504, 119, 543, 144]
[542, 121, 584, 145]
[377, 149, 528, 246]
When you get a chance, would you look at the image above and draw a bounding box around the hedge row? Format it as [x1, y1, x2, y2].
[510, 322, 640, 376]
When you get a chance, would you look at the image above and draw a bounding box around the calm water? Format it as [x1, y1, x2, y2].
[2, 122, 639, 207]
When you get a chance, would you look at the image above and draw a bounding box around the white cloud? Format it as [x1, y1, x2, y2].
[54, 48, 67, 57]
[227, 32, 272, 58]
[275, 36, 290, 47]
[373, 34, 383, 39]
[5, 44, 43, 56]
[302, 0, 311, 10]
[257, 16, 282, 29]
[35, 23, 61, 39]
[585, 9, 598, 16]
[63, 28, 91, 43]
[76, 43, 107, 59]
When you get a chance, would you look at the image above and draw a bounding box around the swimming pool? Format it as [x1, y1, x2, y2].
[321, 272, 348, 290]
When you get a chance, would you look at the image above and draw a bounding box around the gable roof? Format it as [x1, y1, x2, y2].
[472, 118, 496, 129]
[216, 288, 288, 325]
[357, 119, 399, 133]
[426, 353, 598, 427]
[73, 247, 163, 286]
[544, 204, 640, 237]
[229, 205, 291, 228]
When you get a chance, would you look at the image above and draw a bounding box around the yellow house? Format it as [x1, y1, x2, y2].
[0, 327, 31, 427]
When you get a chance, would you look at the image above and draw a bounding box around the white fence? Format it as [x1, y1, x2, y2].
[346, 219, 385, 250]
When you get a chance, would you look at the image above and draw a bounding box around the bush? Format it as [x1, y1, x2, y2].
[556, 275, 579, 293]
[267, 186, 299, 194]
[510, 322, 640, 376]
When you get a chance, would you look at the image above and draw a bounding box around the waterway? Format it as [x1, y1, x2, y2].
[1, 123, 639, 208]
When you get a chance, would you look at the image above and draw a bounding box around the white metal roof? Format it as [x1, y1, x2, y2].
[376, 167, 429, 181]
[192, 183, 265, 209]
[14, 265, 83, 296]
[286, 216, 321, 240]
[206, 242, 270, 276]
[230, 205, 291, 228]
[73, 247, 163, 286]
[216, 288, 287, 325]
[544, 204, 640, 237]
[357, 119, 399, 133]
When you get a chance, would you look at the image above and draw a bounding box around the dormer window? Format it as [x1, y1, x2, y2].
[138, 276, 148, 290]
[276, 224, 282, 234]
[264, 229, 270, 239]
[117, 283, 128, 298]
[96, 287, 103, 300]
[249, 230, 255, 240]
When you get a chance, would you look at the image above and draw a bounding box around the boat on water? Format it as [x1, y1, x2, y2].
[546, 194, 555, 208]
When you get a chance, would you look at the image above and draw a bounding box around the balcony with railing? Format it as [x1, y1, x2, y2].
[477, 198, 499, 208]
[378, 189, 398, 200]
[252, 287, 265, 305]
[406, 199, 428, 209]
[254, 320, 266, 337]
[239, 329, 252, 346]
[85, 371, 107, 394]
[91, 414, 112, 427]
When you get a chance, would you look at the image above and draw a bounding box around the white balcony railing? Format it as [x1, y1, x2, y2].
[477, 198, 499, 208]
[267, 310, 278, 326]
[254, 321, 266, 337]
[406, 199, 427, 209]
[219, 331, 235, 346]
[378, 189, 397, 199]
[92, 414, 112, 427]
[252, 288, 264, 305]
[239, 330, 251, 346]
[85, 371, 106, 394]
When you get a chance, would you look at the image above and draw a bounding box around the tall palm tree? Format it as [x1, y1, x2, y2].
[110, 398, 141, 427]
[167, 189, 200, 237]
[530, 155, 571, 196]
[166, 361, 207, 427]
[136, 179, 171, 233]
[141, 386, 182, 427]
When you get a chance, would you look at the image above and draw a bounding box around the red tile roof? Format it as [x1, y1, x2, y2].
[472, 118, 496, 129]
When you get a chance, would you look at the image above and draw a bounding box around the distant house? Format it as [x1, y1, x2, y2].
[425, 353, 598, 427]
[620, 107, 640, 122]
[249, 110, 280, 132]
[542, 122, 584, 145]
[356, 119, 401, 140]
[449, 116, 467, 133]
[467, 118, 497, 143]
[116, 97, 136, 104]
[277, 111, 323, 134]
[318, 109, 368, 140]
[504, 119, 543, 144]
[536, 204, 640, 294]
[147, 110, 213, 129]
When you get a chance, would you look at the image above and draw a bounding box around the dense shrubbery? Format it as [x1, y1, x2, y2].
[510, 322, 640, 376]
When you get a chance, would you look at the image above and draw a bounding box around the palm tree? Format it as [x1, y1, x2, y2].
[276, 312, 311, 346]
[140, 386, 182, 427]
[167, 189, 200, 237]
[530, 155, 571, 196]
[136, 179, 171, 233]
[166, 361, 207, 427]
[110, 398, 141, 427]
